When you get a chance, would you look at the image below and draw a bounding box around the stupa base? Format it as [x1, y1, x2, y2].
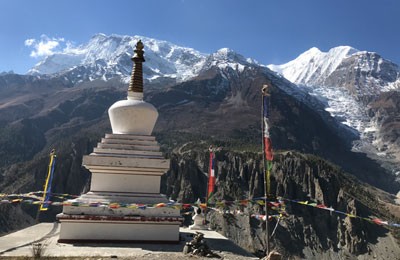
[57, 214, 182, 243]
[74, 191, 170, 204]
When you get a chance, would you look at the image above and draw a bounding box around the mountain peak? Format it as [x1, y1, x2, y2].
[302, 47, 322, 55]
[213, 48, 243, 61]
[327, 45, 359, 57]
[298, 46, 358, 61]
[196, 48, 258, 75]
[208, 48, 258, 65]
[215, 47, 235, 55]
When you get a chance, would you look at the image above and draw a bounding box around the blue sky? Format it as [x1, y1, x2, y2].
[1, 0, 399, 74]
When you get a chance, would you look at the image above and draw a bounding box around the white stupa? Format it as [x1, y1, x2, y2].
[57, 40, 182, 243]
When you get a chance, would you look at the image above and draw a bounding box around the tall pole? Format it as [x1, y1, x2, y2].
[261, 84, 272, 256]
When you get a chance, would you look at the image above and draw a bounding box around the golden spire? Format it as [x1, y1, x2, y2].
[128, 40, 145, 93]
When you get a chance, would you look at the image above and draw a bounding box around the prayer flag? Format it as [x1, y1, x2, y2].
[263, 95, 274, 161]
[40, 150, 56, 211]
[206, 148, 216, 204]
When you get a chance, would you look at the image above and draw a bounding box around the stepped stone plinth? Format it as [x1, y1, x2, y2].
[57, 40, 182, 243]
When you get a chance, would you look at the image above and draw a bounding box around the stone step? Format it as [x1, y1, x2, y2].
[101, 138, 157, 146]
[93, 148, 163, 157]
[105, 133, 156, 141]
[84, 166, 167, 175]
[97, 143, 160, 151]
[83, 155, 169, 169]
[91, 153, 164, 160]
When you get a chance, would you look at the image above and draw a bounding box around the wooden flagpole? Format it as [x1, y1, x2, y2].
[262, 84, 270, 256]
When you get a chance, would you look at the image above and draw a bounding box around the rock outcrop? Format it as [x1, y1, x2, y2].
[161, 149, 400, 259]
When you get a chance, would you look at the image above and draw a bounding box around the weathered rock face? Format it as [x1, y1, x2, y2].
[0, 205, 35, 234]
[0, 135, 96, 196]
[271, 152, 396, 258]
[161, 151, 208, 202]
[161, 150, 265, 203]
[161, 149, 400, 259]
[368, 91, 400, 166]
[325, 52, 400, 98]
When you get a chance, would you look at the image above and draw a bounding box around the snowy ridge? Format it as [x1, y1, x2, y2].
[267, 46, 358, 86]
[28, 34, 260, 85]
[29, 53, 85, 75]
[29, 33, 207, 83]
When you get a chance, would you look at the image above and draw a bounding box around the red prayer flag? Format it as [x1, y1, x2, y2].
[207, 150, 216, 203]
[264, 137, 273, 161]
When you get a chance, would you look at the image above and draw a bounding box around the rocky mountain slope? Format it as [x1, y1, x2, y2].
[368, 92, 400, 170]
[165, 149, 400, 259]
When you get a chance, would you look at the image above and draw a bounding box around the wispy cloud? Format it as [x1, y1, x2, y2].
[63, 41, 86, 55]
[24, 34, 82, 58]
[24, 38, 36, 46]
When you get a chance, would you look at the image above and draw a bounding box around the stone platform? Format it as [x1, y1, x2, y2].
[0, 223, 257, 259]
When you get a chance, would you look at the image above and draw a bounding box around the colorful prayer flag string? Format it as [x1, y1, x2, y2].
[283, 198, 400, 228]
[1, 191, 399, 228]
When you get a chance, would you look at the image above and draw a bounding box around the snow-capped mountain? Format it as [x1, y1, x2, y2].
[27, 34, 400, 164]
[268, 46, 358, 86]
[28, 33, 270, 89]
[29, 33, 207, 84]
[269, 46, 400, 173]
[268, 46, 400, 95]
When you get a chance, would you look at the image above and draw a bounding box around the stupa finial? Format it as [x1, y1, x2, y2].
[128, 40, 145, 94]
